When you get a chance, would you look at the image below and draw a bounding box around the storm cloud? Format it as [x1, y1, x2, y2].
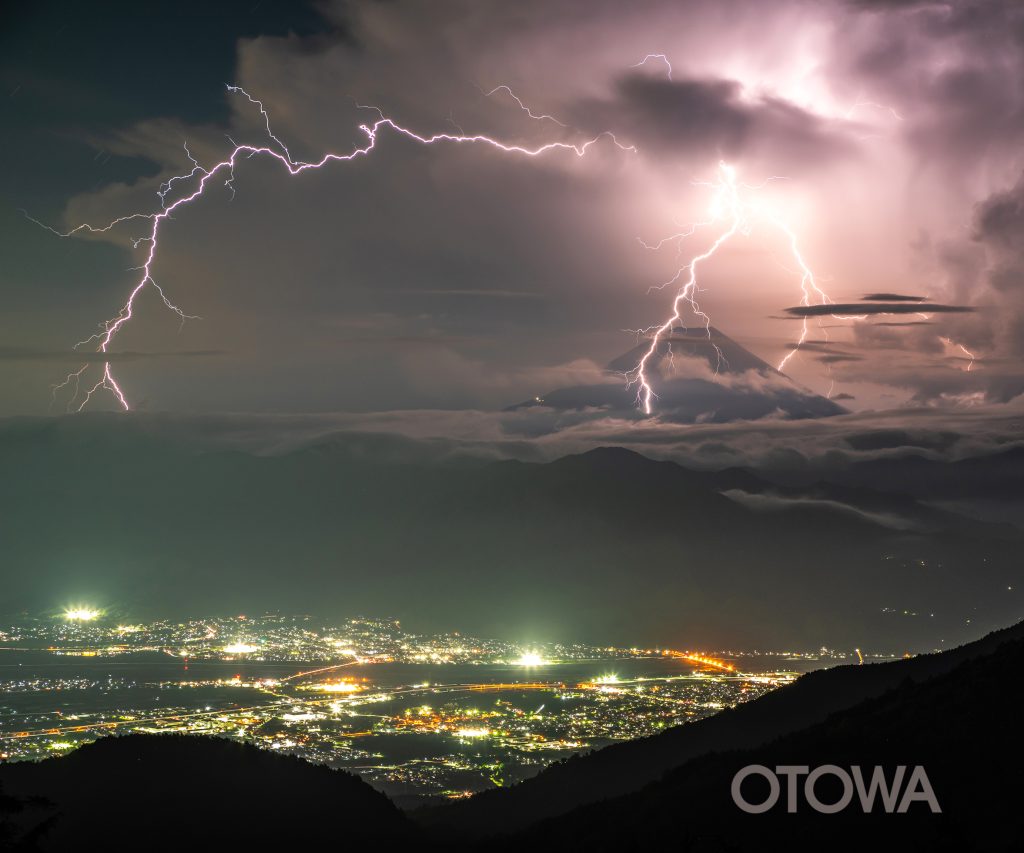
[4, 0, 1024, 415]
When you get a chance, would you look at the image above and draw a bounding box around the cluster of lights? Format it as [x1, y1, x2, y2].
[63, 607, 101, 622]
[222, 642, 260, 655]
[305, 680, 363, 694]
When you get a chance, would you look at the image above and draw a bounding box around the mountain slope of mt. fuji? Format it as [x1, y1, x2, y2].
[510, 327, 846, 422]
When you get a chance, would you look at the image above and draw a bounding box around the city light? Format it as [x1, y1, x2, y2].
[223, 642, 259, 654]
[0, 611, 801, 794]
[63, 607, 101, 622]
[311, 681, 362, 694]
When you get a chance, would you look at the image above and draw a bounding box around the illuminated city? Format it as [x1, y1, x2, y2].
[0, 610, 879, 799]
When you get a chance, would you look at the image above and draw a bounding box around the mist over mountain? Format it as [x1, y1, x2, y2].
[1, 413, 1018, 651]
[511, 327, 846, 423]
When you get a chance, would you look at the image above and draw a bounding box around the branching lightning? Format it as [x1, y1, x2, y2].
[31, 68, 969, 417]
[35, 85, 634, 412]
[941, 337, 976, 371]
[481, 85, 568, 127]
[630, 53, 674, 80]
[630, 161, 853, 414]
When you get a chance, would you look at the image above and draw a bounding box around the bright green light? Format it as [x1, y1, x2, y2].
[63, 607, 101, 622]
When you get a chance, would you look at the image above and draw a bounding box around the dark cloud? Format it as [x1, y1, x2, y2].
[817, 353, 863, 364]
[783, 341, 858, 356]
[785, 302, 975, 317]
[862, 293, 927, 302]
[0, 347, 225, 363]
[962, 172, 1024, 360]
[839, 0, 1024, 167]
[574, 73, 853, 166]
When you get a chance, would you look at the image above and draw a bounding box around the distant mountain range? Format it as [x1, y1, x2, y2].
[510, 327, 846, 422]
[4, 620, 1021, 851]
[0, 422, 1019, 649]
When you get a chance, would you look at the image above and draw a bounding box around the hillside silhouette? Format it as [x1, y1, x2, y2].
[2, 621, 1022, 851]
[414, 617, 1024, 838]
[496, 632, 1024, 851]
[0, 735, 413, 850]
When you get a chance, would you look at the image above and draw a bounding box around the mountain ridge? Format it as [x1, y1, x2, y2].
[509, 327, 846, 422]
[3, 619, 1021, 850]
[413, 617, 1024, 838]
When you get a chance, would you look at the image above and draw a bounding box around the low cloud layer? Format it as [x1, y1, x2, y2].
[9, 393, 1020, 477]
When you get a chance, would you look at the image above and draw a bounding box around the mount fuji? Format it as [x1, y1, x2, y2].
[510, 327, 845, 422]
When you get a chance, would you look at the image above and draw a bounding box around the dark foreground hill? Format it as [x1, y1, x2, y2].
[3, 621, 1023, 851]
[0, 735, 413, 850]
[499, 631, 1024, 852]
[415, 618, 1024, 838]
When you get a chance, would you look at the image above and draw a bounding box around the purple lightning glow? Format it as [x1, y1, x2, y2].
[36, 85, 635, 412]
[941, 337, 976, 371]
[630, 53, 674, 80]
[33, 73, 964, 417]
[481, 85, 568, 127]
[630, 161, 853, 413]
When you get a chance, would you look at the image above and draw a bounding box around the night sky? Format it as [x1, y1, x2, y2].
[5, 0, 1024, 413]
[1, 1, 1022, 649]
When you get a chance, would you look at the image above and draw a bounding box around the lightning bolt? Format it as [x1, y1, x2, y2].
[630, 53, 674, 80]
[33, 85, 635, 411]
[631, 161, 851, 414]
[31, 73, 958, 417]
[940, 337, 976, 372]
[480, 85, 567, 127]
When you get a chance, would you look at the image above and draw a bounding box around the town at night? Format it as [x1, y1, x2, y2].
[0, 611, 829, 799]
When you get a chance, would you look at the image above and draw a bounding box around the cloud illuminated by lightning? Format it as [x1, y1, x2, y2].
[940, 336, 976, 372]
[30, 69, 964, 418]
[33, 85, 635, 412]
[630, 161, 859, 414]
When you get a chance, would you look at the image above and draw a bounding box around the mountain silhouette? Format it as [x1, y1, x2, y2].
[0, 735, 413, 850]
[1, 431, 1019, 650]
[2, 621, 1022, 851]
[509, 327, 846, 422]
[490, 627, 1024, 852]
[413, 617, 1024, 840]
